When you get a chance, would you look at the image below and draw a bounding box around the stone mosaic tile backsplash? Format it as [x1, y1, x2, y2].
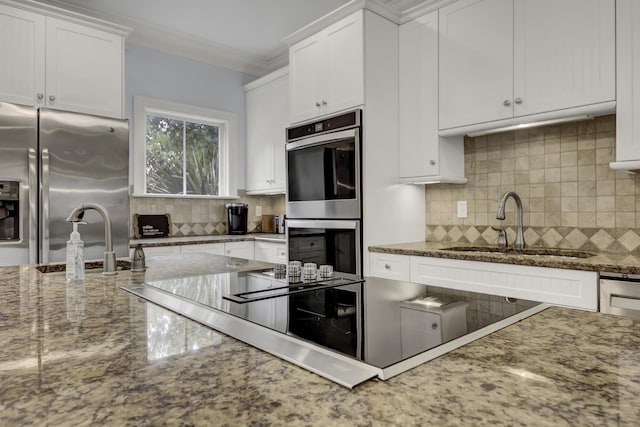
[130, 191, 285, 237]
[425, 114, 640, 253]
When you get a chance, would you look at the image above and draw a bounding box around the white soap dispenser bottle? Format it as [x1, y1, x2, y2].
[66, 222, 85, 281]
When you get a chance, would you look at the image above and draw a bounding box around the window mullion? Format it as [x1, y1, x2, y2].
[182, 121, 187, 195]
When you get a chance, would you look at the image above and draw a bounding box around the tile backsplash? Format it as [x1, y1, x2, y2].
[425, 114, 640, 253]
[130, 191, 285, 237]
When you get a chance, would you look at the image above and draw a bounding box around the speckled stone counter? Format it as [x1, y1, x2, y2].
[370, 241, 640, 275]
[130, 233, 285, 248]
[1, 255, 640, 426]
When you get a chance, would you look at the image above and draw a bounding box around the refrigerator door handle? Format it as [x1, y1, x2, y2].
[28, 148, 37, 264]
[41, 148, 50, 264]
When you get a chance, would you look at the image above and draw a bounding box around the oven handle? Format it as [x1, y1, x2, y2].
[286, 128, 358, 151]
[286, 219, 359, 230]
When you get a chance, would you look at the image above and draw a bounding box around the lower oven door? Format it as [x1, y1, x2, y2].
[286, 219, 361, 276]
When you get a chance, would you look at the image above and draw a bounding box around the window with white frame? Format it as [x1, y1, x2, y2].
[133, 96, 237, 197]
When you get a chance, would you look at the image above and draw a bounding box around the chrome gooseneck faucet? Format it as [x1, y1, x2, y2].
[66, 203, 117, 275]
[496, 191, 525, 249]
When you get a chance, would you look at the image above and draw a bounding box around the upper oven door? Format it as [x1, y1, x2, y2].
[286, 128, 361, 219]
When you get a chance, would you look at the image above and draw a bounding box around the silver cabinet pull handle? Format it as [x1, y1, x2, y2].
[322, 100, 327, 106]
[315, 102, 321, 107]
[49, 95, 55, 102]
[384, 263, 391, 270]
[515, 97, 522, 104]
[432, 322, 438, 330]
[503, 99, 511, 106]
[37, 93, 44, 100]
[429, 160, 436, 166]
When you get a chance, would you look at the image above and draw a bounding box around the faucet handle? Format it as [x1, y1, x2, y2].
[491, 227, 508, 248]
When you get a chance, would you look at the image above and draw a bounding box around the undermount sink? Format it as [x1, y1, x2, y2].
[441, 246, 594, 259]
[35, 259, 131, 274]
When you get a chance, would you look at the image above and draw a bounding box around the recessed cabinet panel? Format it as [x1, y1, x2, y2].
[325, 13, 364, 118]
[289, 10, 363, 124]
[46, 17, 123, 118]
[399, 10, 465, 184]
[439, 0, 615, 132]
[614, 0, 640, 164]
[0, 5, 45, 106]
[439, 0, 513, 130]
[245, 68, 288, 195]
[513, 0, 615, 117]
[289, 36, 324, 123]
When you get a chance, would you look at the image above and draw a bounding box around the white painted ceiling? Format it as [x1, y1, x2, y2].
[30, 0, 440, 75]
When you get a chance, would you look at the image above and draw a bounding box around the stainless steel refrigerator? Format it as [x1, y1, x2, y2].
[0, 102, 129, 267]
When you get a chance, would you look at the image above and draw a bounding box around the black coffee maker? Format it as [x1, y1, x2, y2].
[226, 203, 248, 235]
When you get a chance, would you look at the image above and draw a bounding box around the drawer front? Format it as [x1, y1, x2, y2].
[369, 252, 410, 281]
[291, 235, 325, 252]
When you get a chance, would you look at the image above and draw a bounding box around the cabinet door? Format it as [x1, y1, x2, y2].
[271, 75, 288, 191]
[246, 276, 276, 328]
[513, 0, 615, 117]
[45, 17, 123, 118]
[399, 12, 439, 179]
[324, 11, 364, 116]
[439, 0, 513, 130]
[142, 246, 181, 257]
[180, 243, 225, 255]
[615, 0, 640, 162]
[254, 241, 275, 263]
[0, 5, 45, 106]
[246, 83, 275, 193]
[245, 70, 288, 194]
[224, 241, 255, 260]
[289, 34, 324, 124]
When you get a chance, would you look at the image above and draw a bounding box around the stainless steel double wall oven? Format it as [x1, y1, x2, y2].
[285, 109, 363, 275]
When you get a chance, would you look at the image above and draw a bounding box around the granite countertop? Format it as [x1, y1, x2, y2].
[130, 232, 285, 248]
[1, 255, 640, 425]
[369, 241, 640, 275]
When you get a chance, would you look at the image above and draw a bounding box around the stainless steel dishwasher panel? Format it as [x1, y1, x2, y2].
[600, 276, 640, 319]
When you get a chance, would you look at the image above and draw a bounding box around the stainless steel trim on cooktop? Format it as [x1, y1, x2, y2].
[121, 283, 378, 388]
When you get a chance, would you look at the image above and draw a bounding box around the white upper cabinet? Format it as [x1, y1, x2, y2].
[439, 0, 615, 132]
[611, 0, 640, 170]
[399, 10, 465, 184]
[513, 0, 615, 117]
[245, 67, 288, 195]
[289, 10, 363, 124]
[0, 5, 45, 107]
[45, 17, 123, 118]
[0, 2, 125, 118]
[439, 0, 513, 130]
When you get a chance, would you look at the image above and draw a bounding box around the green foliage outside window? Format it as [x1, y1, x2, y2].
[145, 115, 219, 195]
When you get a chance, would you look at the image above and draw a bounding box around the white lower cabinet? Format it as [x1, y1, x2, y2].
[254, 241, 287, 264]
[245, 274, 288, 331]
[369, 251, 598, 311]
[140, 246, 181, 257]
[410, 256, 598, 311]
[369, 252, 410, 281]
[180, 243, 225, 256]
[223, 241, 255, 260]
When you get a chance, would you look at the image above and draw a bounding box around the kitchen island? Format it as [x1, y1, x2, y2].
[1, 254, 639, 426]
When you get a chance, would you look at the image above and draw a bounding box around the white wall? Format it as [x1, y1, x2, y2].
[124, 43, 255, 189]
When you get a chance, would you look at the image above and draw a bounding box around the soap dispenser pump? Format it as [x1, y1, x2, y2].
[66, 222, 85, 281]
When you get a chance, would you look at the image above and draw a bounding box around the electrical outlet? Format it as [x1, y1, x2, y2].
[255, 205, 262, 217]
[457, 201, 468, 218]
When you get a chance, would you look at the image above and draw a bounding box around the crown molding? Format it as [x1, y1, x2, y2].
[22, 0, 460, 78]
[4, 0, 130, 35]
